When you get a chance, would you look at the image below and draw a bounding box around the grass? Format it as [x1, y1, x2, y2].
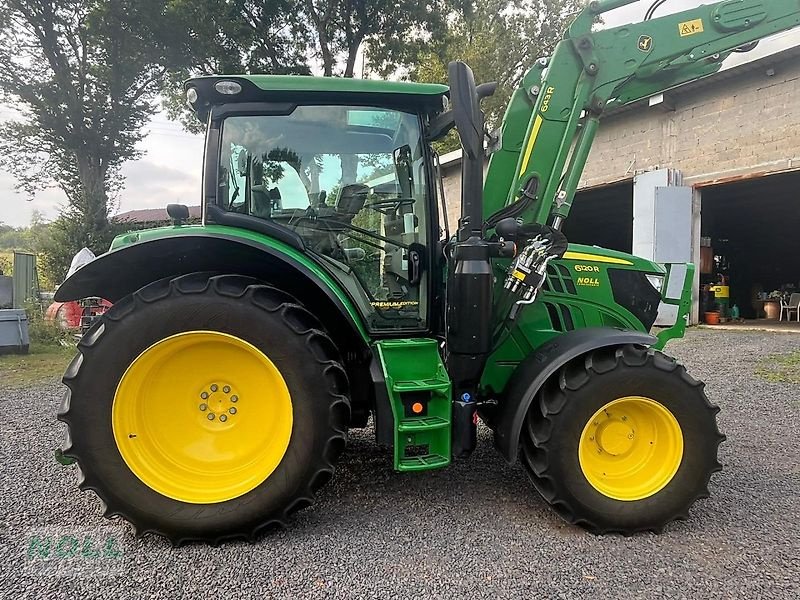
[755, 350, 800, 385]
[0, 342, 75, 387]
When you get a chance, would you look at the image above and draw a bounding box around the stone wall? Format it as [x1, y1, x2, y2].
[581, 51, 800, 188]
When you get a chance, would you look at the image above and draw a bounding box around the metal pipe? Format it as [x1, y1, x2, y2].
[534, 77, 594, 223]
[552, 115, 601, 221]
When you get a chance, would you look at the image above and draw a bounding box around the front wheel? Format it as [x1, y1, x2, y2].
[58, 273, 350, 545]
[521, 344, 724, 534]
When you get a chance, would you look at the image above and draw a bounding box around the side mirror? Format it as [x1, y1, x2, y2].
[447, 62, 495, 239]
[166, 204, 190, 225]
[392, 144, 414, 198]
[447, 61, 483, 160]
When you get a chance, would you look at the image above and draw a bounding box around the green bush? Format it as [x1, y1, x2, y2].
[0, 253, 11, 276]
[24, 300, 72, 347]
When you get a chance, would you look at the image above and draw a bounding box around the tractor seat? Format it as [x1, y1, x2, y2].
[336, 184, 369, 222]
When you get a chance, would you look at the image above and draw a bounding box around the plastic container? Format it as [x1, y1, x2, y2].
[704, 311, 721, 325]
[0, 309, 30, 354]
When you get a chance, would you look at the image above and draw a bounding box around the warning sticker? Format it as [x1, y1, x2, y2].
[679, 19, 704, 37]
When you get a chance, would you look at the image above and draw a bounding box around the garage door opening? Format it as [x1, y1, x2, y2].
[565, 181, 633, 253]
[700, 170, 800, 319]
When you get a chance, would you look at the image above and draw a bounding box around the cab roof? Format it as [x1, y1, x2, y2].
[185, 75, 449, 121]
[233, 74, 447, 96]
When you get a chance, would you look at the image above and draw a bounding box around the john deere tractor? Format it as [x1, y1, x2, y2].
[55, 0, 800, 544]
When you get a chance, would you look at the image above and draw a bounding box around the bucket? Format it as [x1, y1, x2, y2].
[704, 311, 720, 325]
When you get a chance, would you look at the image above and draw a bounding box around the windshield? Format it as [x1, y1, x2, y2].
[217, 105, 431, 330]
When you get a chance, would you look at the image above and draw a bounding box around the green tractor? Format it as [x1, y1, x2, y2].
[56, 0, 800, 544]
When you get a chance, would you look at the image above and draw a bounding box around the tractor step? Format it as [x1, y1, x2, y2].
[396, 453, 450, 472]
[397, 416, 449, 432]
[374, 338, 452, 472]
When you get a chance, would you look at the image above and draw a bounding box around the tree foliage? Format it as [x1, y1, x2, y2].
[302, 0, 450, 77]
[165, 0, 452, 131]
[0, 0, 193, 280]
[413, 0, 584, 150]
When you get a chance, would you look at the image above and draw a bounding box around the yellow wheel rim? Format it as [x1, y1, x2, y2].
[112, 331, 293, 504]
[578, 396, 683, 501]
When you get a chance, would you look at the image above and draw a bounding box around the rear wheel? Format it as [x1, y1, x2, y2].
[521, 344, 724, 534]
[58, 273, 350, 545]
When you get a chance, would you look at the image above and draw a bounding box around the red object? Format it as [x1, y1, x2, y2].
[704, 311, 721, 325]
[45, 301, 83, 330]
[45, 298, 112, 331]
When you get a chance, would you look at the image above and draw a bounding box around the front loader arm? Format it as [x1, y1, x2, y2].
[484, 0, 800, 227]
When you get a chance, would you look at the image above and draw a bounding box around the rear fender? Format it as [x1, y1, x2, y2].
[493, 327, 656, 463]
[55, 234, 369, 354]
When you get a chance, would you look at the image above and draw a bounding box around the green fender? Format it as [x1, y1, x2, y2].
[55, 225, 370, 350]
[493, 327, 656, 463]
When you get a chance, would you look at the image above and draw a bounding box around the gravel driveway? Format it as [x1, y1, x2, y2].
[1, 329, 799, 599]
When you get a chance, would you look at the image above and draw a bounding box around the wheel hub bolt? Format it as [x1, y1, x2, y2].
[210, 384, 218, 392]
[200, 392, 209, 400]
[223, 385, 231, 393]
[219, 414, 228, 422]
[199, 403, 207, 411]
[231, 395, 238, 403]
[229, 407, 237, 415]
[207, 413, 215, 421]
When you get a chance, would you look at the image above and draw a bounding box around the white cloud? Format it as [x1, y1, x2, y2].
[0, 110, 203, 227]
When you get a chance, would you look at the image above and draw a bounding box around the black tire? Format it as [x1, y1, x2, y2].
[520, 344, 724, 534]
[58, 273, 350, 545]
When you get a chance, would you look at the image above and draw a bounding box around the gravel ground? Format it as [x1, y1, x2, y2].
[1, 329, 799, 599]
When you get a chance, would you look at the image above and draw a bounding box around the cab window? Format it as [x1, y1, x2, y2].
[217, 105, 432, 330]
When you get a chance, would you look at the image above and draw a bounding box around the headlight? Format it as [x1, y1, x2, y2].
[214, 80, 242, 95]
[186, 87, 198, 105]
[646, 274, 665, 293]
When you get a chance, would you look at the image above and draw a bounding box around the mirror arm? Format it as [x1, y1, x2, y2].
[426, 110, 455, 141]
[476, 82, 497, 99]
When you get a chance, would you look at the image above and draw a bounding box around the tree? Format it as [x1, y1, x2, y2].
[0, 0, 193, 280]
[163, 0, 312, 132]
[301, 0, 450, 77]
[411, 0, 584, 150]
[165, 0, 451, 132]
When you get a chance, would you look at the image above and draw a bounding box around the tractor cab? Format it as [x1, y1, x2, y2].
[186, 75, 449, 333]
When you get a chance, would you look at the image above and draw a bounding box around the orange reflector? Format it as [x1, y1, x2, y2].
[412, 402, 424, 414]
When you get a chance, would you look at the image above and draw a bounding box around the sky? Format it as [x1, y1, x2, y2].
[0, 0, 797, 227]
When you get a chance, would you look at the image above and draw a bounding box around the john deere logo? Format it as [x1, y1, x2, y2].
[638, 35, 653, 52]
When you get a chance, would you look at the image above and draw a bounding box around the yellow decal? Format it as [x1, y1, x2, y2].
[512, 270, 526, 281]
[540, 86, 555, 113]
[519, 114, 544, 175]
[638, 35, 653, 52]
[678, 19, 704, 37]
[371, 300, 419, 309]
[574, 264, 601, 273]
[577, 277, 601, 287]
[562, 251, 633, 266]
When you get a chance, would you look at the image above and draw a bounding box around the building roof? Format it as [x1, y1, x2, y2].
[114, 206, 202, 224]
